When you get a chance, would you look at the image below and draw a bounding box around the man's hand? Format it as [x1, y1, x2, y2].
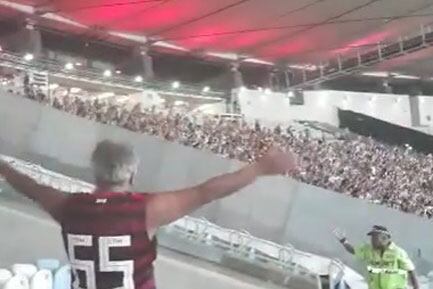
[334, 228, 355, 254]
[256, 148, 297, 176]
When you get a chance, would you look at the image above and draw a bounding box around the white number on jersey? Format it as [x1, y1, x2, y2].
[67, 234, 134, 289]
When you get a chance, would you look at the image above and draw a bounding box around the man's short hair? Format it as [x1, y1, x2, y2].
[91, 140, 139, 185]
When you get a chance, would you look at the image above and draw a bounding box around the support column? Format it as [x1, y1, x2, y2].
[25, 19, 43, 57]
[230, 62, 244, 89]
[268, 68, 279, 90]
[133, 46, 154, 81]
[409, 95, 421, 127]
[140, 46, 154, 80]
[284, 69, 294, 90]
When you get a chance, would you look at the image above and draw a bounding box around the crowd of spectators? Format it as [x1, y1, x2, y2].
[2, 72, 433, 219]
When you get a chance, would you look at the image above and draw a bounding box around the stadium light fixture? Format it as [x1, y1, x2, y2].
[116, 96, 129, 103]
[75, 62, 83, 66]
[361, 71, 389, 77]
[103, 70, 112, 77]
[49, 83, 59, 90]
[65, 62, 74, 70]
[202, 86, 210, 93]
[70, 87, 82, 93]
[97, 92, 115, 99]
[172, 81, 180, 89]
[115, 70, 122, 75]
[393, 74, 420, 80]
[134, 76, 143, 82]
[24, 53, 34, 61]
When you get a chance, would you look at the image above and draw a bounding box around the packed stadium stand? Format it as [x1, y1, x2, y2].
[2, 66, 433, 219]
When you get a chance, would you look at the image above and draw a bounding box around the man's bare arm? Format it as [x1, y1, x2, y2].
[408, 270, 420, 289]
[0, 160, 68, 221]
[333, 229, 355, 254]
[145, 148, 296, 231]
[340, 239, 355, 255]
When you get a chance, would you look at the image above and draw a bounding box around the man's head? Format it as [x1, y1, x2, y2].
[91, 140, 139, 189]
[367, 225, 391, 249]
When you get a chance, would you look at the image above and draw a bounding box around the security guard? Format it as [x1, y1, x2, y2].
[334, 225, 419, 289]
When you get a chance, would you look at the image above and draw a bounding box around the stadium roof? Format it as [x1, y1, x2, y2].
[1, 0, 433, 80]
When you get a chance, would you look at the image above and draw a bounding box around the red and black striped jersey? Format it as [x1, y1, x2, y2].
[60, 192, 157, 289]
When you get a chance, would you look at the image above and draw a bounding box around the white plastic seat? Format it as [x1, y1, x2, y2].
[36, 259, 60, 272]
[12, 264, 38, 279]
[3, 275, 30, 289]
[0, 269, 13, 287]
[53, 265, 71, 289]
[30, 269, 53, 289]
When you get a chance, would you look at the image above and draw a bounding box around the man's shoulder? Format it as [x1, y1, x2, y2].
[354, 243, 372, 259]
[388, 242, 409, 256]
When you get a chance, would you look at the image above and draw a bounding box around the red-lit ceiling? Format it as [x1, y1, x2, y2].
[3, 0, 433, 69]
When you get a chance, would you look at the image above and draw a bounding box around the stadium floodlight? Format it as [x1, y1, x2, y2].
[70, 87, 82, 93]
[115, 70, 122, 74]
[24, 53, 34, 61]
[202, 86, 210, 93]
[361, 71, 389, 77]
[172, 81, 180, 89]
[103, 70, 112, 77]
[393, 74, 420, 80]
[49, 83, 59, 90]
[134, 76, 143, 82]
[65, 63, 74, 70]
[75, 62, 83, 66]
[97, 92, 115, 99]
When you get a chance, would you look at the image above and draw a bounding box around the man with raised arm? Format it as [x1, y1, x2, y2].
[334, 226, 419, 289]
[0, 140, 297, 289]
